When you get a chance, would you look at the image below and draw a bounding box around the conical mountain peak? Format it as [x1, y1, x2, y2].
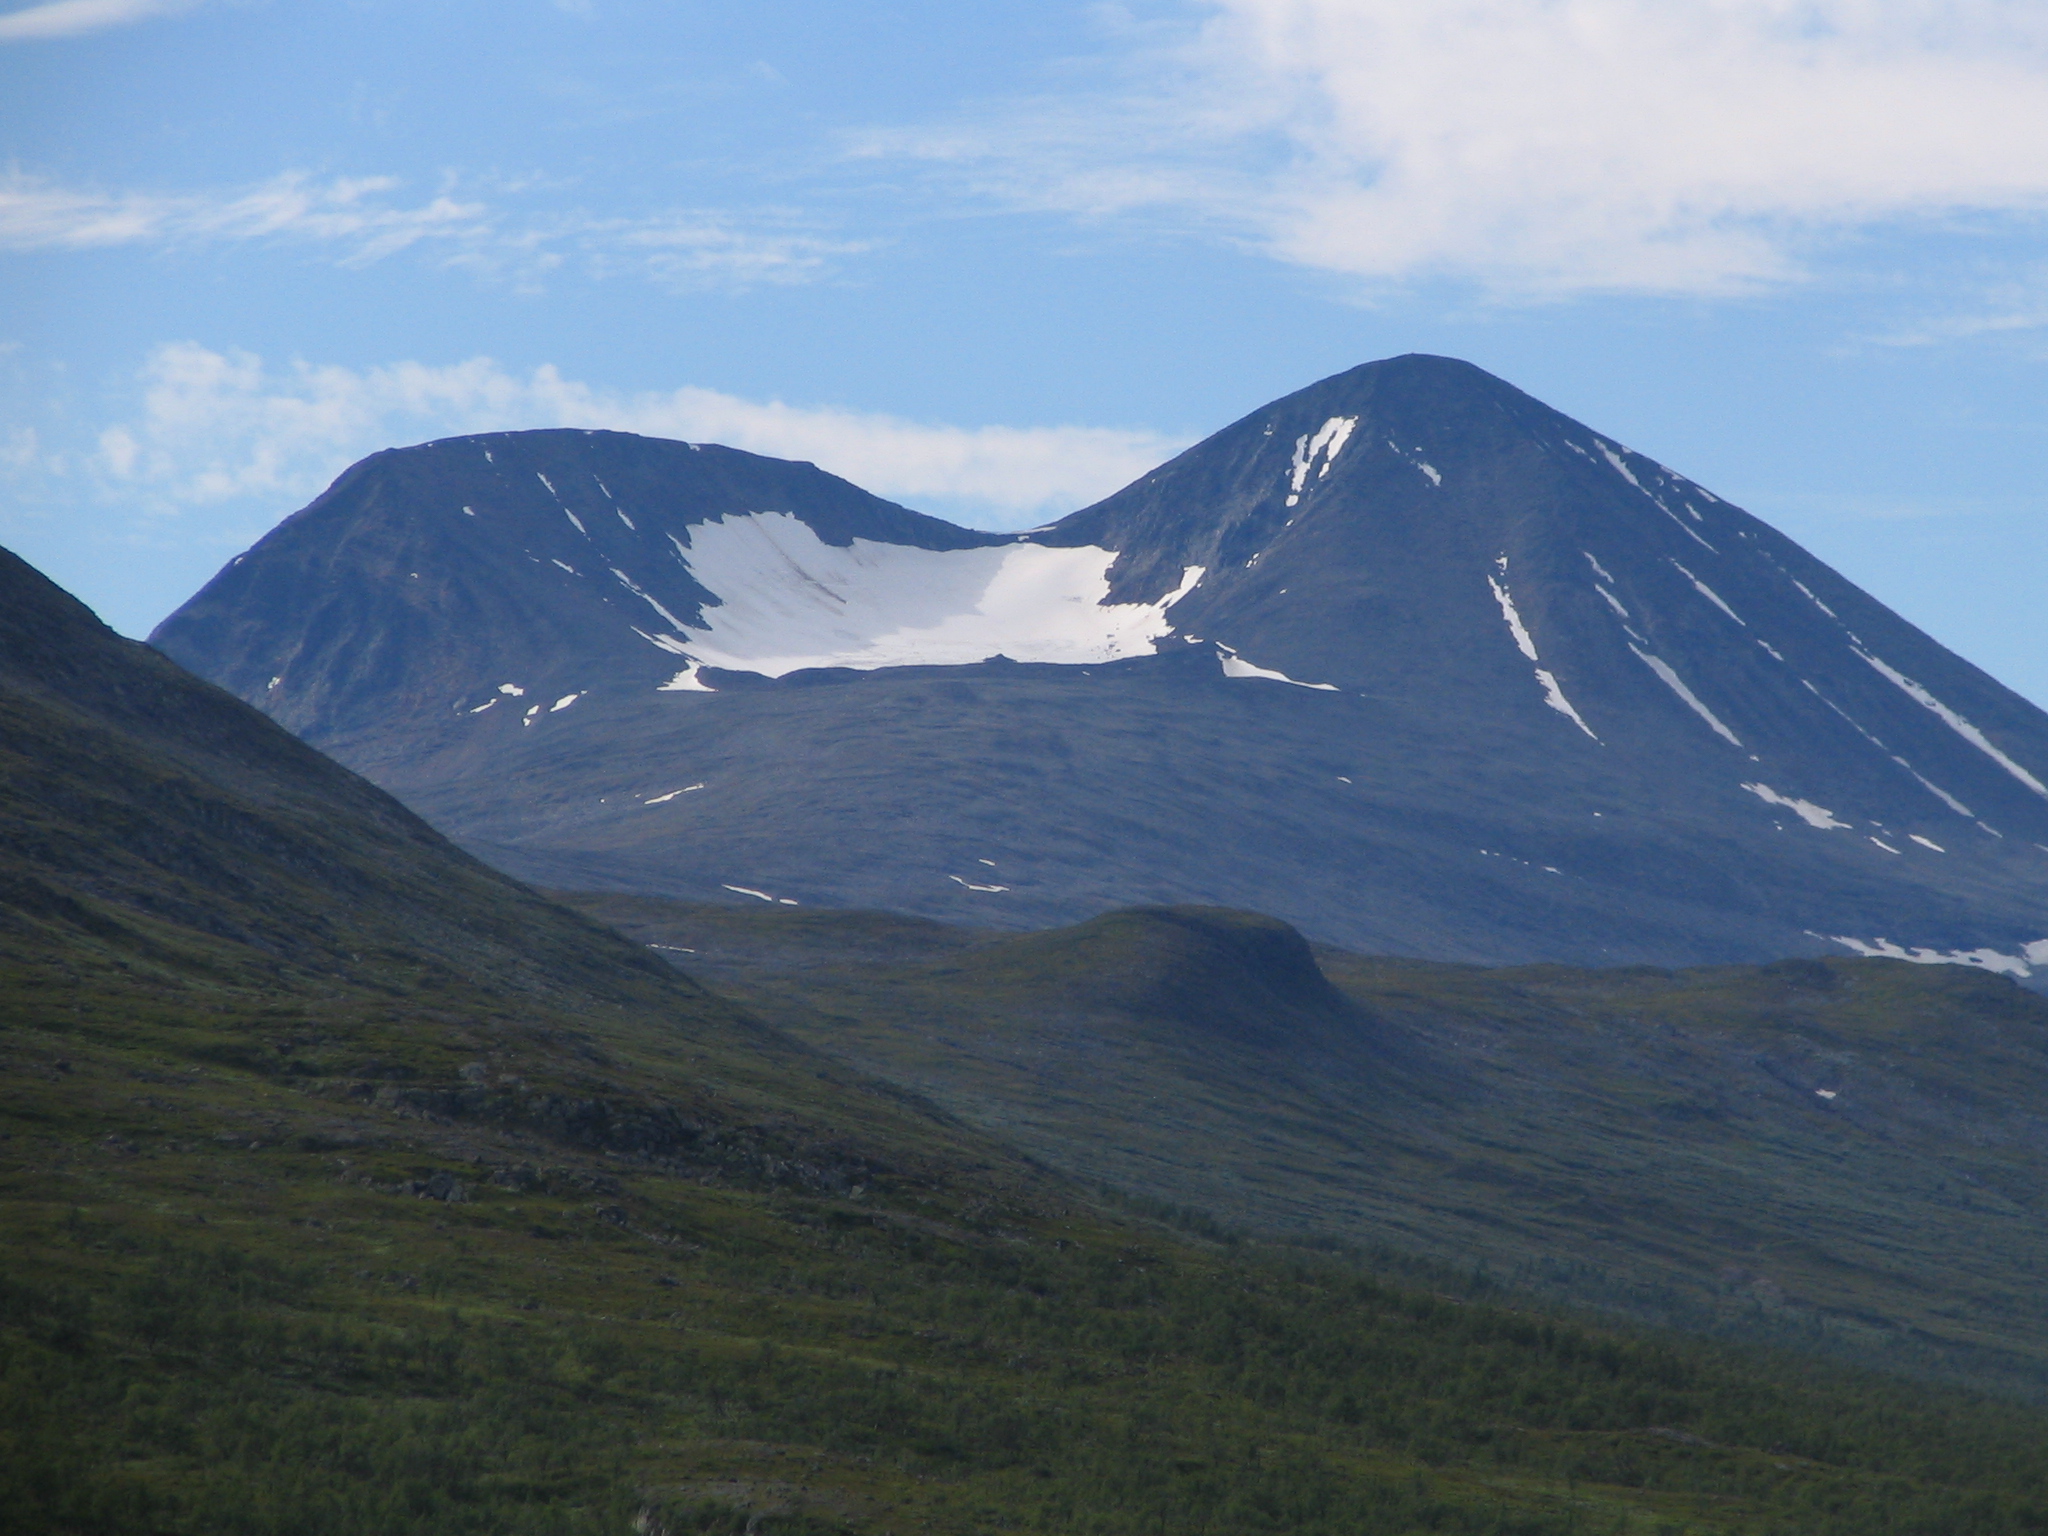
[153, 357, 2048, 975]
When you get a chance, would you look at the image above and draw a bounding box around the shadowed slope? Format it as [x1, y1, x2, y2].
[571, 891, 2048, 1399]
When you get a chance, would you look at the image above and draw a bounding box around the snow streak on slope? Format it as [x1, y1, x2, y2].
[669, 512, 1203, 676]
[1852, 646, 2048, 801]
[1285, 416, 1357, 506]
[1742, 782, 1849, 830]
[1487, 565, 1597, 740]
[1630, 646, 1742, 747]
[1215, 644, 1337, 690]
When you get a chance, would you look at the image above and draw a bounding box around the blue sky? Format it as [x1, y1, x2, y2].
[7, 0, 2048, 702]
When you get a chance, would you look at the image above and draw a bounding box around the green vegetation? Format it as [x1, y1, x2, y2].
[10, 548, 2048, 1532]
[567, 896, 2048, 1401]
[12, 954, 2048, 1535]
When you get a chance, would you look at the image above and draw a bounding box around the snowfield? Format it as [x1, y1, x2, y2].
[669, 512, 1203, 675]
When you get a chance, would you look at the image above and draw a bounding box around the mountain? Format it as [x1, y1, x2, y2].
[29, 545, 2048, 1532]
[152, 355, 2048, 972]
[0, 537, 1018, 1185]
[573, 890, 2048, 1398]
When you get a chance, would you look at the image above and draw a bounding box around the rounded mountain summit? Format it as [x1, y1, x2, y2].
[153, 355, 2048, 974]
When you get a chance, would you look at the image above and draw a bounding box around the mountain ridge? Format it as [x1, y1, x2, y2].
[151, 354, 2048, 974]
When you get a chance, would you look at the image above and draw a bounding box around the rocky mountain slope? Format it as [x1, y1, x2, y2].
[153, 355, 2048, 971]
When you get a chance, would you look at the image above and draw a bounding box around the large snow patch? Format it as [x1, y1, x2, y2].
[671, 512, 1203, 676]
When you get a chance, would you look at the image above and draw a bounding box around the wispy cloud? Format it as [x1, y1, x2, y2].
[1862, 266, 2048, 347]
[571, 210, 870, 289]
[0, 168, 868, 288]
[858, 0, 2048, 297]
[0, 0, 197, 42]
[88, 343, 1184, 522]
[0, 170, 487, 258]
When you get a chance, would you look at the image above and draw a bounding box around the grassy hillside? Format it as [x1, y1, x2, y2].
[10, 545, 2048, 1533]
[16, 968, 2048, 1536]
[567, 894, 2048, 1401]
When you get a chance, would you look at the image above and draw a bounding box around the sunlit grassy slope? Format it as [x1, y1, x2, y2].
[9, 543, 2048, 1535]
[570, 893, 2048, 1402]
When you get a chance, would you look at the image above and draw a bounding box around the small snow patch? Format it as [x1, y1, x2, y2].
[949, 875, 1011, 893]
[722, 885, 776, 902]
[1855, 647, 2048, 800]
[1827, 934, 2048, 978]
[611, 567, 688, 630]
[1631, 647, 1742, 746]
[644, 784, 706, 805]
[632, 627, 692, 656]
[1216, 644, 1337, 690]
[1742, 783, 1849, 830]
[1535, 668, 1598, 740]
[1288, 416, 1358, 496]
[1909, 834, 1946, 852]
[1595, 440, 1641, 488]
[657, 662, 716, 693]
[1670, 561, 1745, 626]
[1487, 574, 1539, 662]
[1893, 759, 1973, 818]
[550, 693, 582, 712]
[1489, 570, 1595, 738]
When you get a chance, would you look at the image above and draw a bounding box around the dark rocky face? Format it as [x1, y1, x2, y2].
[151, 356, 2048, 973]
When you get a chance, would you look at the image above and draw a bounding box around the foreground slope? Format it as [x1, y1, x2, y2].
[575, 893, 2048, 1399]
[153, 356, 2048, 971]
[25, 549, 2048, 1531]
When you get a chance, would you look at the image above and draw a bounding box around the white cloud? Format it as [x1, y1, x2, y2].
[1862, 265, 2048, 346]
[91, 343, 1184, 522]
[577, 212, 871, 289]
[0, 170, 488, 258]
[0, 0, 195, 41]
[0, 168, 865, 288]
[862, 0, 2048, 296]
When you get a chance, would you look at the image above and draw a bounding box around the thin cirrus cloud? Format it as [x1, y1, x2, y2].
[88, 343, 1186, 522]
[0, 0, 197, 41]
[859, 0, 2048, 297]
[0, 170, 489, 261]
[0, 169, 868, 287]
